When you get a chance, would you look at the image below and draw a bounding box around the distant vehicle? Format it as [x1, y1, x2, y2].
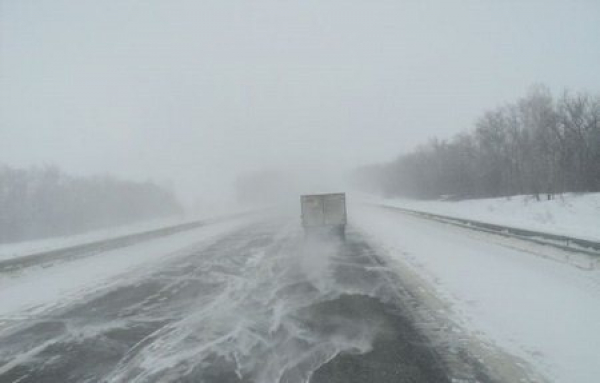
[300, 193, 347, 239]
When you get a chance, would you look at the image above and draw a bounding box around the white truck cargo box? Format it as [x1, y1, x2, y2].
[300, 193, 347, 238]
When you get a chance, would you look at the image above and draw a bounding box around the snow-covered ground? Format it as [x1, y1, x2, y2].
[353, 205, 600, 383]
[0, 215, 195, 262]
[0, 205, 266, 262]
[0, 214, 256, 322]
[369, 193, 600, 242]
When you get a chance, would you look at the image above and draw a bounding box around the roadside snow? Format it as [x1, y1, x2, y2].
[0, 215, 194, 262]
[353, 205, 600, 383]
[0, 215, 257, 322]
[370, 193, 600, 242]
[0, 205, 267, 262]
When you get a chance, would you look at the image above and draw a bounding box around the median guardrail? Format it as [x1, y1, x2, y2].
[0, 209, 262, 273]
[0, 220, 212, 273]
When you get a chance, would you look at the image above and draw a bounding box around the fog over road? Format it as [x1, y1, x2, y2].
[0, 212, 535, 383]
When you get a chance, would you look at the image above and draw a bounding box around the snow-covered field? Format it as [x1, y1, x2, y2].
[353, 205, 600, 383]
[370, 192, 600, 242]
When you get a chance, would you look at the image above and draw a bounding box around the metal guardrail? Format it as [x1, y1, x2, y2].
[0, 220, 211, 273]
[0, 208, 268, 273]
[376, 204, 600, 257]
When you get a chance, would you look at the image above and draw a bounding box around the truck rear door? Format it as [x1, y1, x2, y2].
[323, 194, 346, 225]
[301, 195, 325, 227]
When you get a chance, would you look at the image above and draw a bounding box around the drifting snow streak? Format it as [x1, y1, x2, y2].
[0, 218, 410, 383]
[91, 221, 395, 383]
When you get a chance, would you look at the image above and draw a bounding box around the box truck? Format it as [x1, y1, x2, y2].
[300, 193, 347, 239]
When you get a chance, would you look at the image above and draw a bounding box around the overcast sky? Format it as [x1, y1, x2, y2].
[1, 0, 600, 204]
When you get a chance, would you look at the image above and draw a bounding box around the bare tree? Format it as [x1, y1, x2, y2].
[0, 165, 182, 243]
[352, 86, 600, 201]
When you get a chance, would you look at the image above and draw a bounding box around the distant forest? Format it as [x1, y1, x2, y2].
[353, 86, 600, 200]
[0, 165, 182, 243]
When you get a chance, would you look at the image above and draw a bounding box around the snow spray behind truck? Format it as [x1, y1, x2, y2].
[300, 193, 347, 240]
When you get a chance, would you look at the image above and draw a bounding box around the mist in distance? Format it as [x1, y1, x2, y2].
[2, 0, 600, 226]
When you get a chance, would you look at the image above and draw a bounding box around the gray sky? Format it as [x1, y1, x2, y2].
[2, 0, 600, 204]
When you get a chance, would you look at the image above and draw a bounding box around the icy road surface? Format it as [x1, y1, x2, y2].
[0, 215, 453, 383]
[1, 206, 596, 382]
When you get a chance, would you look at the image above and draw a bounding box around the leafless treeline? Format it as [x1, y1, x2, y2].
[354, 86, 600, 200]
[0, 165, 182, 243]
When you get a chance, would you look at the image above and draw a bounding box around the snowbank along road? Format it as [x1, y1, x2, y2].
[2, 205, 596, 382]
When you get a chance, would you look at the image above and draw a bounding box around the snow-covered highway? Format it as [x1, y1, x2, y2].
[1, 205, 598, 383]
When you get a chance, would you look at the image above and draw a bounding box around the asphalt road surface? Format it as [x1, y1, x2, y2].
[0, 216, 499, 383]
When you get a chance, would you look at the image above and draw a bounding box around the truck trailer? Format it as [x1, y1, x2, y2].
[300, 193, 347, 239]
